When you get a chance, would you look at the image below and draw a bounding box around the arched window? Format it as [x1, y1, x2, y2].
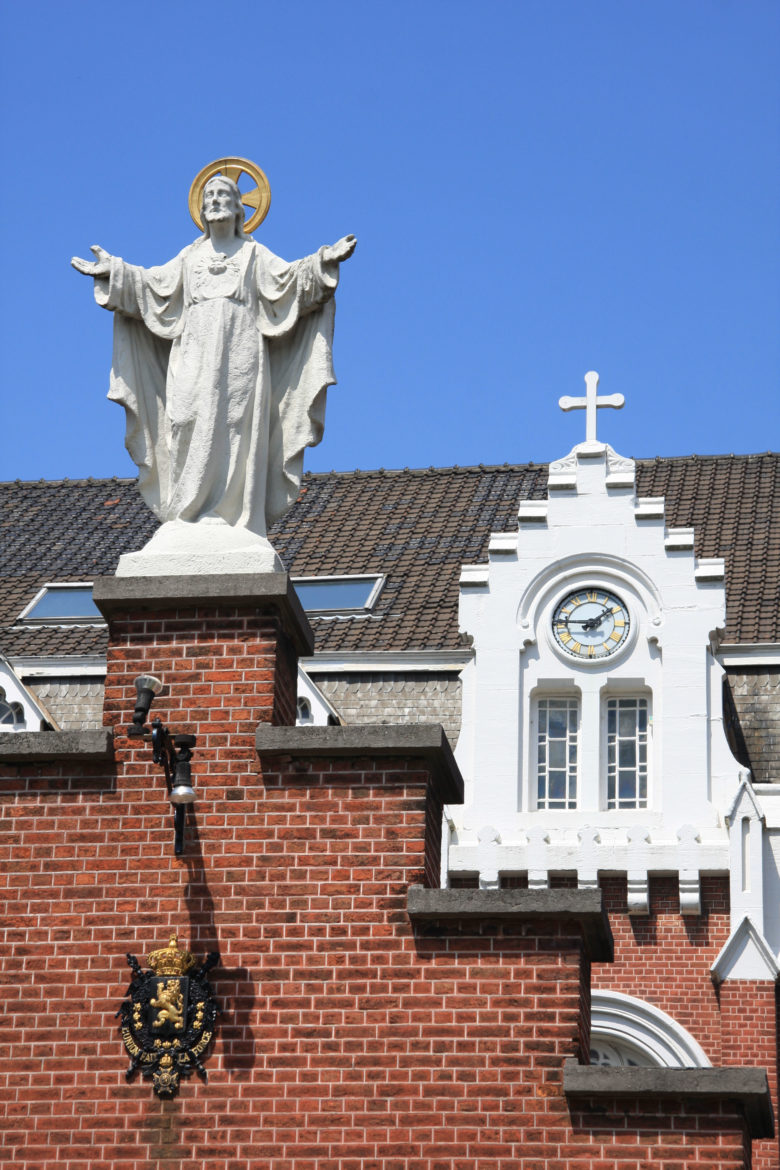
[0, 688, 25, 731]
[590, 990, 711, 1068]
[296, 697, 314, 725]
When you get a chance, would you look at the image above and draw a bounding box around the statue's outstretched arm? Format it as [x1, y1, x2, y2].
[321, 235, 357, 265]
[71, 244, 113, 279]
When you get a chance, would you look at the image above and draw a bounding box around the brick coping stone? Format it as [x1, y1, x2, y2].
[0, 728, 113, 762]
[255, 722, 464, 803]
[92, 572, 314, 654]
[564, 1059, 774, 1138]
[407, 884, 614, 962]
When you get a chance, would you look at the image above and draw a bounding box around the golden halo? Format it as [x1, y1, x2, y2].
[188, 157, 271, 235]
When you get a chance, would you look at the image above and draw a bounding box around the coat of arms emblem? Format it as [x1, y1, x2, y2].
[118, 933, 219, 1097]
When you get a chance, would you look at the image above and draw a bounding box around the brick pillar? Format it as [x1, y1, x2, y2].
[91, 570, 313, 866]
[94, 573, 310, 734]
[720, 979, 779, 1170]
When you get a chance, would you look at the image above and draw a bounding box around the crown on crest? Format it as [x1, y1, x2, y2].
[147, 933, 196, 976]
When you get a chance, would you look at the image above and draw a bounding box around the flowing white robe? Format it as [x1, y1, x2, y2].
[94, 237, 339, 536]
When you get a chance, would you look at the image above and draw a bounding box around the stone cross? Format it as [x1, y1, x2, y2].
[559, 371, 624, 446]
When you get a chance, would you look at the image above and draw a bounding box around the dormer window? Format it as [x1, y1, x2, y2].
[18, 584, 103, 624]
[291, 575, 384, 613]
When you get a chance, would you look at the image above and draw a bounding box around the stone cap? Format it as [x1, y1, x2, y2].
[92, 572, 313, 655]
[407, 886, 613, 961]
[255, 723, 464, 803]
[0, 729, 114, 764]
[563, 1060, 774, 1139]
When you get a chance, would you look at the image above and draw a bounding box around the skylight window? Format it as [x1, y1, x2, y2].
[19, 584, 103, 623]
[292, 576, 383, 613]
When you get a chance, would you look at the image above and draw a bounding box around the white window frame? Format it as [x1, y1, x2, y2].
[18, 582, 105, 626]
[601, 691, 652, 811]
[0, 690, 25, 730]
[533, 692, 580, 810]
[591, 990, 711, 1068]
[291, 574, 385, 614]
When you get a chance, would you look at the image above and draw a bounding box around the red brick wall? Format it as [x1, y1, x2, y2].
[567, 1096, 750, 1166]
[0, 765, 759, 1169]
[720, 980, 780, 1170]
[0, 603, 763, 1169]
[102, 603, 300, 739]
[596, 874, 731, 1064]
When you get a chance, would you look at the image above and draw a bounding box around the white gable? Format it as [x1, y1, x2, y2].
[448, 378, 746, 909]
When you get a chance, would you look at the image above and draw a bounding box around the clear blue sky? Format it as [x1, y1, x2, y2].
[1, 0, 777, 481]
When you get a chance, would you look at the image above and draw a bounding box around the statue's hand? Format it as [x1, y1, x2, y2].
[71, 245, 113, 278]
[322, 235, 357, 265]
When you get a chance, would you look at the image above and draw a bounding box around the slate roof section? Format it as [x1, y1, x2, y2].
[0, 452, 777, 658]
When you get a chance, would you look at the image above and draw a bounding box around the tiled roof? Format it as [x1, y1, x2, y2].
[0, 453, 777, 658]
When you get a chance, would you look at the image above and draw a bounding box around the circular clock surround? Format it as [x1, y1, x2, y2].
[551, 587, 631, 662]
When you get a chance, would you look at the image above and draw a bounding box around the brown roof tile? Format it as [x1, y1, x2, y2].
[0, 454, 777, 657]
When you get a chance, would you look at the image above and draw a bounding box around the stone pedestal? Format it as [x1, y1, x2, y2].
[114, 520, 284, 577]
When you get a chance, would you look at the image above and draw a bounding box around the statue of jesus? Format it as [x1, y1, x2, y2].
[72, 172, 355, 570]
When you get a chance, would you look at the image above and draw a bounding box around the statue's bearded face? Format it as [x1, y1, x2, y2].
[202, 179, 239, 225]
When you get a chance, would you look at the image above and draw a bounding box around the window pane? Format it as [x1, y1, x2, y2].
[549, 770, 566, 801]
[619, 770, 635, 800]
[548, 709, 567, 738]
[619, 707, 637, 737]
[24, 587, 101, 620]
[619, 741, 636, 768]
[549, 740, 566, 769]
[293, 578, 379, 610]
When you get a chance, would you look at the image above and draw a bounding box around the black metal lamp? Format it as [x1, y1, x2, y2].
[129, 675, 197, 855]
[130, 674, 164, 737]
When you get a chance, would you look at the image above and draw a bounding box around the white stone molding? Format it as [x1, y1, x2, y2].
[591, 990, 712, 1068]
[710, 916, 780, 984]
[459, 565, 490, 588]
[517, 501, 548, 524]
[694, 558, 726, 582]
[11, 654, 107, 678]
[547, 451, 578, 490]
[448, 826, 728, 898]
[301, 650, 473, 673]
[664, 528, 695, 551]
[576, 827, 601, 890]
[526, 825, 551, 890]
[604, 445, 636, 488]
[717, 643, 780, 667]
[515, 554, 663, 640]
[476, 826, 502, 889]
[725, 777, 766, 933]
[488, 533, 519, 554]
[626, 827, 651, 914]
[634, 498, 665, 520]
[677, 824, 702, 915]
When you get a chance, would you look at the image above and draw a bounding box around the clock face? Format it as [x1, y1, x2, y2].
[552, 588, 630, 661]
